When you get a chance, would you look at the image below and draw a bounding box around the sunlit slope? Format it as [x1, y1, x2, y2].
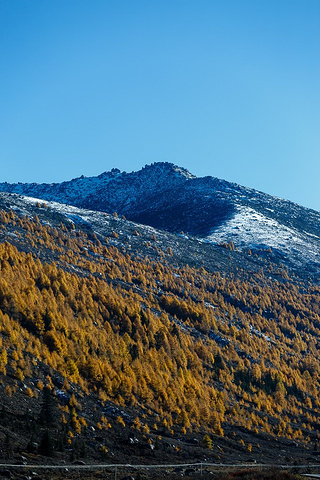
[0, 198, 319, 460]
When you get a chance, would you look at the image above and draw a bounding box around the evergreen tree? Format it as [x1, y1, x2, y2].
[39, 430, 54, 457]
[39, 387, 55, 427]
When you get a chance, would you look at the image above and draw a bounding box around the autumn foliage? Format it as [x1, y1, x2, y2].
[0, 208, 320, 445]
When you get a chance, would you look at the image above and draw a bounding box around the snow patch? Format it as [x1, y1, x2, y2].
[205, 206, 320, 267]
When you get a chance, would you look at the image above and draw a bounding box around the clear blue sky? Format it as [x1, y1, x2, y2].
[0, 1, 319, 210]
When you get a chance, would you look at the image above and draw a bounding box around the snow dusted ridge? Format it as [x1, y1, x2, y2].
[0, 162, 319, 276]
[206, 205, 320, 268]
[0, 189, 319, 280]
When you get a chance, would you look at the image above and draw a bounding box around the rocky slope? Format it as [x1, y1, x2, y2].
[0, 162, 319, 278]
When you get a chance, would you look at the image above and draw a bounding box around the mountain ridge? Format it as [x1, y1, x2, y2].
[1, 161, 318, 211]
[0, 162, 319, 278]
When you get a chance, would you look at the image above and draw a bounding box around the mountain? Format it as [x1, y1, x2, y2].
[0, 165, 320, 471]
[1, 162, 319, 279]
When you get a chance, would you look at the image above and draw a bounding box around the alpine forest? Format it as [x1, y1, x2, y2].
[0, 191, 319, 475]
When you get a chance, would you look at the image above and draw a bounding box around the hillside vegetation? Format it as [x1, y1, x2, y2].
[0, 207, 319, 464]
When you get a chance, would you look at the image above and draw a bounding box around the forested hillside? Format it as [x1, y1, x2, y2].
[0, 206, 319, 464]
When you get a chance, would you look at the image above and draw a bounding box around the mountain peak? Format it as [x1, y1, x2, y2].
[94, 162, 195, 183]
[140, 162, 196, 180]
[97, 168, 122, 179]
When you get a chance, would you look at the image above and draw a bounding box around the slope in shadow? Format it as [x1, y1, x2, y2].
[130, 196, 235, 236]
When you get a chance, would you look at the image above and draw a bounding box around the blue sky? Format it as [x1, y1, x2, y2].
[0, 1, 319, 210]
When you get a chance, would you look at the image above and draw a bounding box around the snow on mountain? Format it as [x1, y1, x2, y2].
[205, 205, 320, 269]
[0, 162, 319, 277]
[0, 167, 123, 205]
[0, 163, 194, 207]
